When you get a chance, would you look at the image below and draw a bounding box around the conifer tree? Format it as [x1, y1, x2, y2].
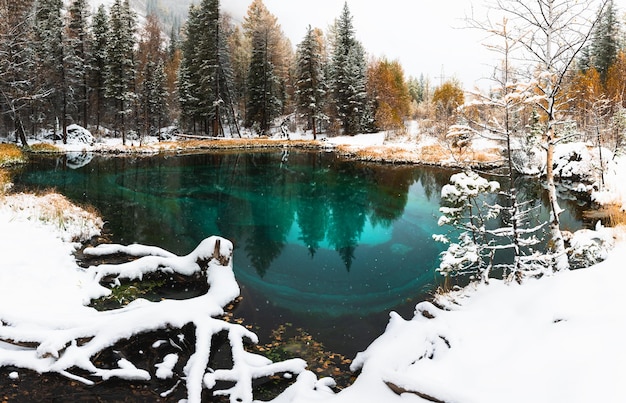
[89, 5, 109, 131]
[33, 0, 68, 141]
[66, 0, 90, 127]
[295, 25, 327, 139]
[590, 0, 619, 82]
[330, 2, 369, 135]
[243, 0, 285, 135]
[367, 58, 411, 132]
[227, 25, 250, 122]
[137, 13, 167, 139]
[179, 0, 237, 135]
[105, 0, 137, 144]
[0, 0, 37, 145]
[178, 4, 201, 131]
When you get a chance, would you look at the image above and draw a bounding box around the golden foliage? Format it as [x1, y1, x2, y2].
[431, 80, 465, 120]
[606, 50, 626, 105]
[367, 58, 411, 131]
[0, 143, 26, 166]
[28, 143, 62, 153]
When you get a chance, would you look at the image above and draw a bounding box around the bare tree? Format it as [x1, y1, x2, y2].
[484, 0, 608, 271]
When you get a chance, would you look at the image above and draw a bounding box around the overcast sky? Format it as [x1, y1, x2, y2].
[222, 0, 626, 89]
[222, 0, 502, 88]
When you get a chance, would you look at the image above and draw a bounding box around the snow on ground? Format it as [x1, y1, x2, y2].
[3, 128, 626, 402]
[0, 193, 305, 403]
[593, 154, 626, 210]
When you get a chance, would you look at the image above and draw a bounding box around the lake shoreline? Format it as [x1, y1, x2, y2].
[24, 136, 507, 171]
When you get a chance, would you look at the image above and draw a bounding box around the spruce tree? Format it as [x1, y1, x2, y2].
[90, 5, 109, 131]
[295, 25, 327, 139]
[0, 0, 37, 145]
[246, 26, 282, 135]
[590, 0, 619, 82]
[243, 0, 289, 135]
[330, 2, 369, 135]
[33, 0, 68, 141]
[105, 0, 136, 144]
[179, 0, 236, 135]
[137, 13, 167, 139]
[178, 4, 201, 131]
[66, 0, 91, 127]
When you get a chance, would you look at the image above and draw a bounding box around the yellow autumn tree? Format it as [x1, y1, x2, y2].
[432, 79, 464, 121]
[605, 50, 626, 107]
[564, 66, 604, 129]
[367, 58, 411, 132]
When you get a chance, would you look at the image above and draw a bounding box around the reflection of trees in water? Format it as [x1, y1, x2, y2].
[414, 167, 453, 201]
[326, 163, 369, 270]
[366, 165, 415, 227]
[241, 153, 296, 277]
[296, 153, 329, 257]
[20, 152, 446, 276]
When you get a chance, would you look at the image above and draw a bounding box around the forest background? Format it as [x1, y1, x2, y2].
[2, 0, 626, 152]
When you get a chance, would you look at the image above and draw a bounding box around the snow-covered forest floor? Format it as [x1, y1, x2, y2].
[2, 125, 626, 402]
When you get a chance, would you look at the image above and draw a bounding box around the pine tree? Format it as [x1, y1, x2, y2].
[226, 25, 250, 121]
[590, 0, 619, 82]
[105, 0, 137, 144]
[137, 13, 167, 139]
[243, 0, 284, 135]
[178, 4, 201, 131]
[0, 0, 37, 145]
[330, 2, 369, 135]
[33, 0, 68, 142]
[179, 0, 237, 135]
[89, 5, 109, 131]
[66, 0, 90, 127]
[295, 25, 327, 139]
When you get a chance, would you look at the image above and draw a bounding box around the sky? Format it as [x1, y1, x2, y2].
[222, 0, 502, 88]
[222, 0, 626, 90]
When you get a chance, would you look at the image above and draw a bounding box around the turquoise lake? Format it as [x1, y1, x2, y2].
[13, 150, 586, 357]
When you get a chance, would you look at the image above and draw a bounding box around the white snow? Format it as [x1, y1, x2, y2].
[0, 192, 306, 403]
[3, 132, 626, 402]
[155, 353, 178, 379]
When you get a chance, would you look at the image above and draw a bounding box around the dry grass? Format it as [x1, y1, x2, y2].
[418, 143, 453, 164]
[0, 143, 26, 166]
[584, 204, 626, 227]
[338, 145, 419, 163]
[2, 191, 103, 240]
[470, 148, 503, 164]
[0, 169, 11, 195]
[29, 143, 63, 153]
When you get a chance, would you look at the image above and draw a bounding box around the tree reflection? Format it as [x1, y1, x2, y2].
[366, 165, 415, 227]
[241, 153, 296, 276]
[326, 162, 369, 270]
[296, 153, 329, 257]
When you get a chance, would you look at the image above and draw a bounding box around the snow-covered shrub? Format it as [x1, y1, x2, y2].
[434, 171, 500, 282]
[511, 144, 546, 175]
[568, 222, 615, 269]
[47, 124, 95, 145]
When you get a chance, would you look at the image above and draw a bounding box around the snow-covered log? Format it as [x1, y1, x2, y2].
[0, 233, 306, 403]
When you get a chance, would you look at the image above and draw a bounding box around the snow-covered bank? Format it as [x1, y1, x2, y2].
[3, 128, 626, 402]
[3, 191, 625, 402]
[0, 193, 305, 403]
[268, 227, 626, 403]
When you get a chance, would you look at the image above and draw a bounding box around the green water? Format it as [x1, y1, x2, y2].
[13, 151, 586, 357]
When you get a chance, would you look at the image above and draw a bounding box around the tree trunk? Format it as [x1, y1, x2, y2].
[545, 125, 568, 271]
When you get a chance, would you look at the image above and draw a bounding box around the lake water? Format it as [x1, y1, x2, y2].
[12, 150, 587, 358]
